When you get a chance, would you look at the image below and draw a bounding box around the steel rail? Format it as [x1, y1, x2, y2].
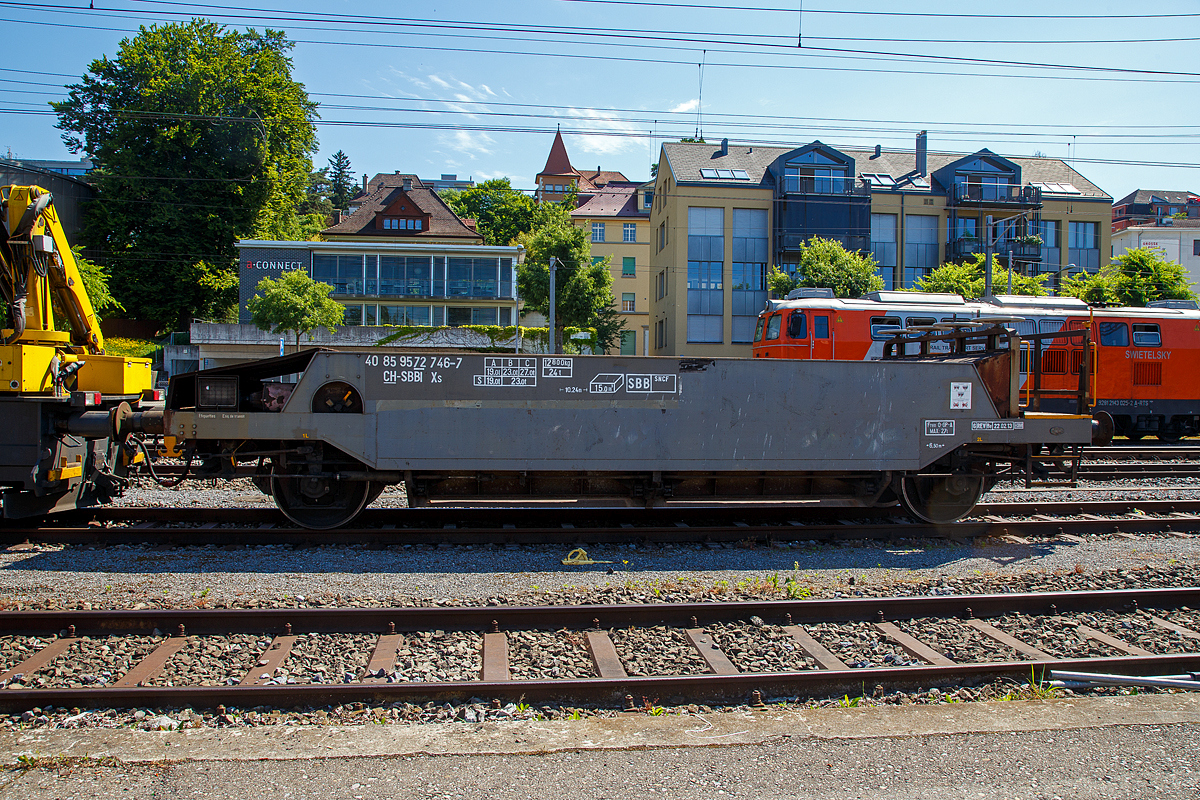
[4, 501, 1199, 545]
[2, 588, 1199, 711]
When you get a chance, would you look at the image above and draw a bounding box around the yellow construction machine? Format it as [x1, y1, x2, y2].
[1, 184, 162, 517]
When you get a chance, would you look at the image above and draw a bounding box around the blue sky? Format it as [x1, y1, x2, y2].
[2, 0, 1199, 201]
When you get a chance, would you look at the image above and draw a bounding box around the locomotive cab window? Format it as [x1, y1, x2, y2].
[1099, 321, 1129, 347]
[753, 316, 765, 342]
[905, 316, 935, 329]
[764, 313, 782, 340]
[870, 316, 902, 340]
[813, 315, 829, 338]
[786, 311, 807, 340]
[1132, 323, 1161, 347]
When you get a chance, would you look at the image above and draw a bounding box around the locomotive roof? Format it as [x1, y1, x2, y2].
[762, 292, 1200, 319]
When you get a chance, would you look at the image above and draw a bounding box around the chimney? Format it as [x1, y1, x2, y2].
[872, 144, 881, 159]
[720, 138, 729, 156]
[915, 131, 928, 176]
[402, 176, 412, 192]
[362, 173, 368, 192]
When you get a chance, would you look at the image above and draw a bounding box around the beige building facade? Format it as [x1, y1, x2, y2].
[571, 182, 654, 354]
[649, 137, 1112, 357]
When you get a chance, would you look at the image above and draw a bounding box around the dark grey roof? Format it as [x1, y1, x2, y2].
[1114, 189, 1198, 206]
[324, 173, 481, 240]
[570, 183, 647, 218]
[661, 142, 1110, 198]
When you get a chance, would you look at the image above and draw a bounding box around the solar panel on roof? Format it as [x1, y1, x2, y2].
[732, 169, 750, 179]
[699, 168, 718, 179]
[717, 169, 736, 179]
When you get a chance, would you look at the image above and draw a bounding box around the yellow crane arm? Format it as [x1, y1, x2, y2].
[1, 185, 104, 354]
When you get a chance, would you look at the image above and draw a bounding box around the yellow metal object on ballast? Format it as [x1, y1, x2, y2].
[47, 455, 83, 482]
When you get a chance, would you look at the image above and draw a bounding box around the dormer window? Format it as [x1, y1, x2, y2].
[383, 217, 423, 231]
[782, 148, 851, 194]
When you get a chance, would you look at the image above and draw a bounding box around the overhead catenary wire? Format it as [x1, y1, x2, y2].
[3, 3, 1200, 81]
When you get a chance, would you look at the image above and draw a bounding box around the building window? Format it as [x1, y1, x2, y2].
[1069, 221, 1100, 272]
[1036, 220, 1061, 273]
[870, 213, 897, 291]
[1068, 221, 1098, 250]
[643, 189, 653, 209]
[731, 208, 768, 343]
[1193, 239, 1200, 256]
[620, 330, 636, 355]
[903, 215, 939, 288]
[312, 254, 364, 295]
[623, 223, 637, 242]
[623, 257, 636, 277]
[622, 292, 636, 312]
[655, 319, 666, 350]
[592, 222, 605, 242]
[656, 270, 666, 299]
[687, 207, 724, 343]
[658, 222, 665, 251]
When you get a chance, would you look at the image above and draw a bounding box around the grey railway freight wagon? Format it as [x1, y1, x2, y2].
[147, 325, 1103, 529]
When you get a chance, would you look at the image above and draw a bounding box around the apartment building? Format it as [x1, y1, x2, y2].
[569, 182, 654, 354]
[1112, 189, 1199, 233]
[648, 135, 1112, 357]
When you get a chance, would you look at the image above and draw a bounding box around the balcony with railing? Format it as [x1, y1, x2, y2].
[946, 237, 1044, 263]
[949, 182, 1042, 207]
[780, 175, 870, 196]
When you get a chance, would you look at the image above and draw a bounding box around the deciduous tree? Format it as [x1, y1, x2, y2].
[516, 203, 622, 352]
[441, 179, 536, 246]
[53, 21, 319, 330]
[767, 237, 884, 298]
[247, 269, 344, 350]
[1059, 247, 1196, 306]
[914, 254, 1048, 299]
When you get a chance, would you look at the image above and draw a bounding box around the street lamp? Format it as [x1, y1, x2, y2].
[1052, 263, 1077, 296]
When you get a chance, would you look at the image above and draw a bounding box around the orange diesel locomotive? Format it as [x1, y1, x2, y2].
[752, 291, 1200, 441]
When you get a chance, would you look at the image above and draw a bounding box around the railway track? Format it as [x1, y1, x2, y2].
[3, 588, 1199, 712]
[4, 500, 1200, 546]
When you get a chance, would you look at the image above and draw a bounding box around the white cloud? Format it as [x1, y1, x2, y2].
[559, 107, 644, 156]
[439, 130, 496, 159]
[670, 99, 699, 114]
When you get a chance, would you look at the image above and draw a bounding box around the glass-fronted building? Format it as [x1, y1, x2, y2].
[237, 241, 523, 327]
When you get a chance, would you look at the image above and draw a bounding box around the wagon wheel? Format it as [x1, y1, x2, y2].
[270, 467, 379, 530]
[898, 468, 986, 525]
[1156, 426, 1183, 444]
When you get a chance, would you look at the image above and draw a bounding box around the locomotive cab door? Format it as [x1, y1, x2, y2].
[810, 313, 832, 359]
